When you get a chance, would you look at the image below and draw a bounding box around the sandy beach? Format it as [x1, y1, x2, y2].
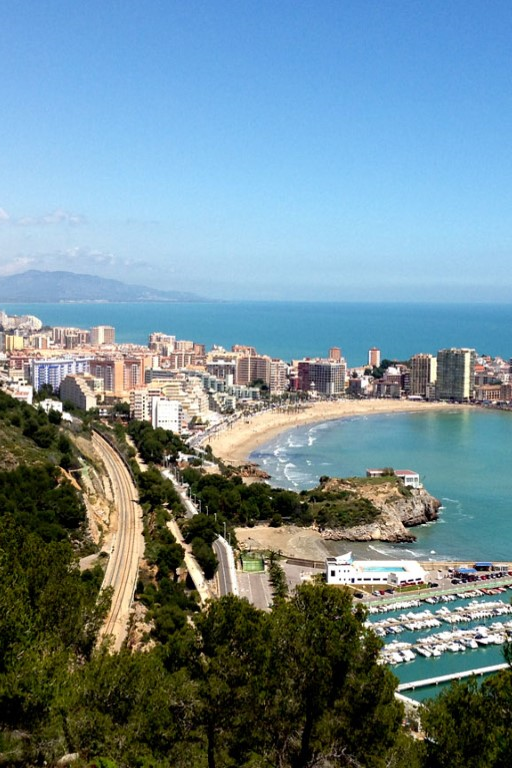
[210, 399, 464, 561]
[207, 399, 460, 467]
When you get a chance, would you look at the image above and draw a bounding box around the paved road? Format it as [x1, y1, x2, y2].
[93, 431, 144, 651]
[163, 467, 238, 598]
[213, 536, 239, 597]
[237, 570, 273, 610]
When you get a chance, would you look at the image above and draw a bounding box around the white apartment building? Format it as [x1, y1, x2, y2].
[151, 397, 183, 433]
[131, 376, 209, 425]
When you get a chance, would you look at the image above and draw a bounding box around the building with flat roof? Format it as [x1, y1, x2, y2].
[410, 353, 437, 398]
[436, 348, 476, 401]
[297, 358, 347, 396]
[31, 357, 91, 392]
[326, 552, 426, 587]
[235, 354, 271, 387]
[90, 325, 115, 346]
[151, 397, 183, 433]
[270, 358, 288, 394]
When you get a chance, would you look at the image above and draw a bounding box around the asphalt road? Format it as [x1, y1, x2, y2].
[213, 536, 239, 597]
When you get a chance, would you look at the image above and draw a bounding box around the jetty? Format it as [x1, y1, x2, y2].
[397, 663, 509, 691]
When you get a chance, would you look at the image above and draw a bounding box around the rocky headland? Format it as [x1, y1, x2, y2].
[318, 477, 441, 543]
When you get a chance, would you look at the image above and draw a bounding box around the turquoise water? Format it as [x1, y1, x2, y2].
[5, 300, 512, 366]
[251, 408, 512, 563]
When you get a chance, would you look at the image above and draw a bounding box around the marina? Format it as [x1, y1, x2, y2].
[366, 580, 512, 700]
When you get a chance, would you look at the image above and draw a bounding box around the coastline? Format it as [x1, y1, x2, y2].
[207, 399, 463, 468]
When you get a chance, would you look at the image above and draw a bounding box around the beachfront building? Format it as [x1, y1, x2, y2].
[235, 353, 271, 387]
[325, 552, 426, 587]
[297, 358, 347, 396]
[436, 348, 476, 401]
[410, 353, 437, 399]
[269, 358, 289, 394]
[373, 365, 410, 398]
[474, 383, 502, 403]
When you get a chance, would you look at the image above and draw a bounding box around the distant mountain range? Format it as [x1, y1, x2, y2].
[0, 270, 206, 303]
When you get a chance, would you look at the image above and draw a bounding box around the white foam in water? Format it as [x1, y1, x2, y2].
[368, 544, 393, 556]
[310, 422, 330, 432]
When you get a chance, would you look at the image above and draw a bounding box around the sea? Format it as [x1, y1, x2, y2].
[6, 299, 512, 365]
[6, 299, 512, 695]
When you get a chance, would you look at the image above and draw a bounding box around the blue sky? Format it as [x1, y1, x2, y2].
[1, 1, 512, 301]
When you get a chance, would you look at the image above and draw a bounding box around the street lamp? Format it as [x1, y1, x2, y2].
[223, 521, 227, 539]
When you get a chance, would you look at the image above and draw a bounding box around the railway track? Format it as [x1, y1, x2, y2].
[93, 431, 143, 650]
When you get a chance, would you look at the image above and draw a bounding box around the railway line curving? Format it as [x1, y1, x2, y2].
[93, 430, 144, 651]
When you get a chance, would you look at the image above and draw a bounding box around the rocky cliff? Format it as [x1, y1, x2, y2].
[319, 478, 441, 543]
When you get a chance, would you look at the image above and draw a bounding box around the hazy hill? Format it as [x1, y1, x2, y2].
[0, 270, 206, 303]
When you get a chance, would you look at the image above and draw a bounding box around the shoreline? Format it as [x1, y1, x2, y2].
[207, 399, 464, 467]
